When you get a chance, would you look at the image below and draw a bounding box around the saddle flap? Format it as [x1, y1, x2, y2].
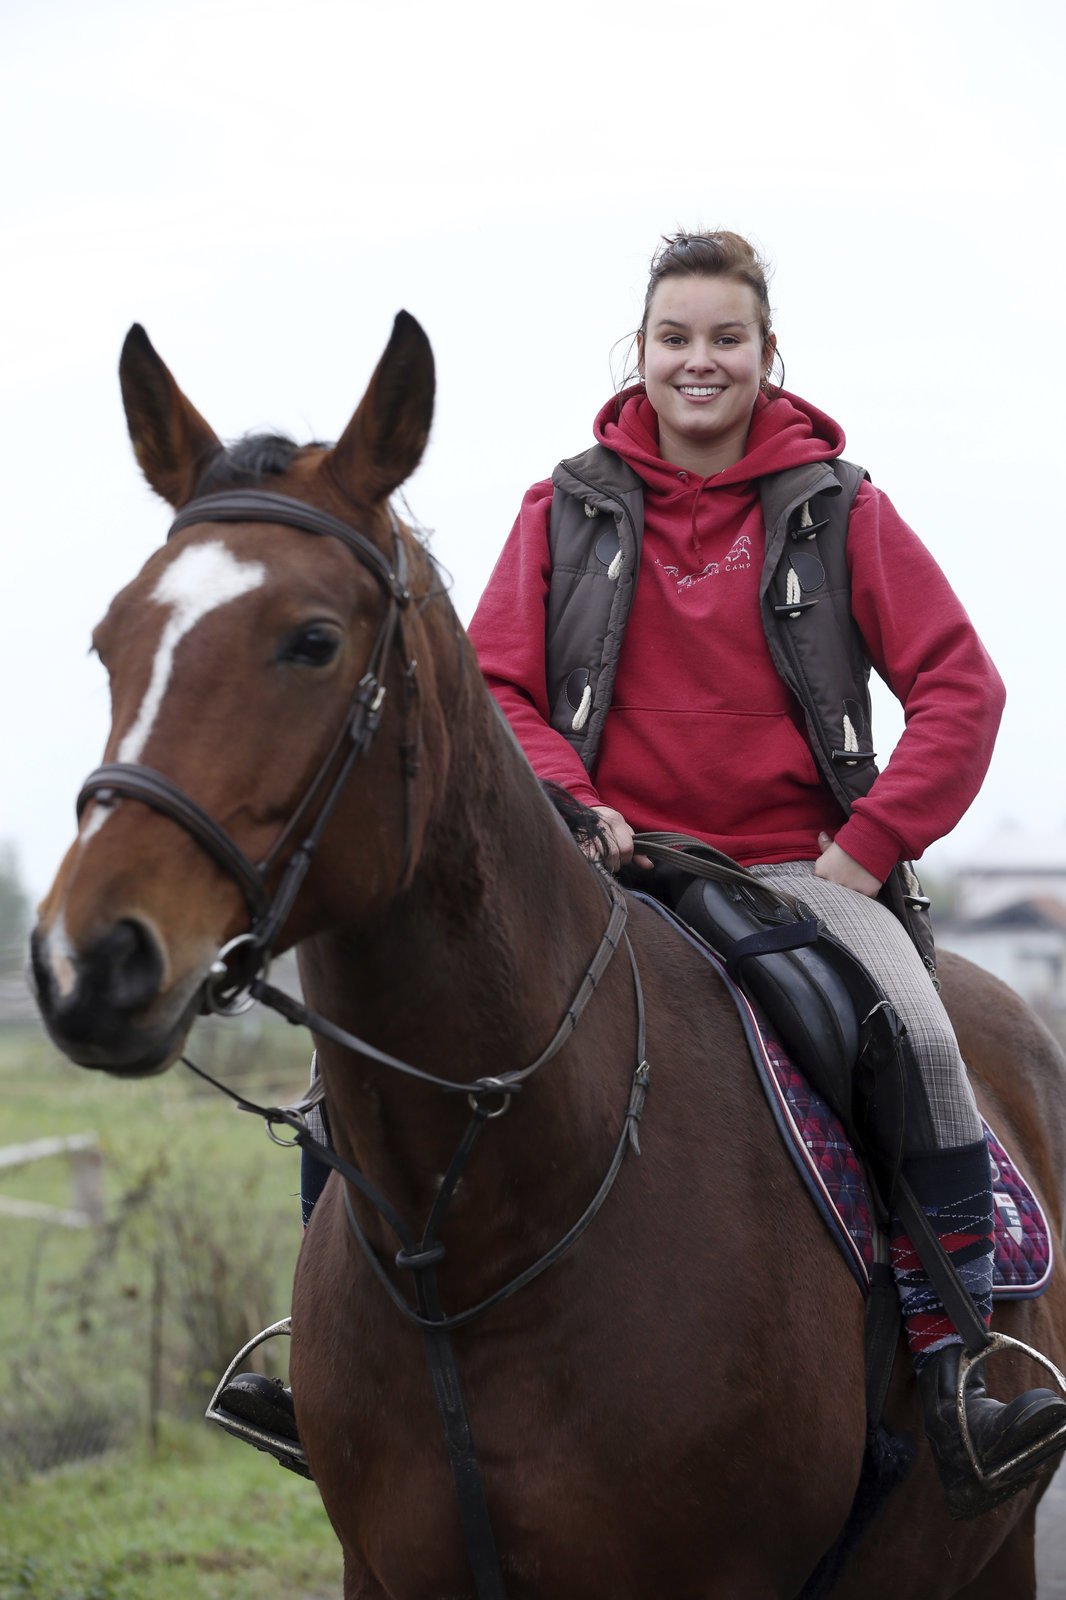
[675, 877, 859, 1128]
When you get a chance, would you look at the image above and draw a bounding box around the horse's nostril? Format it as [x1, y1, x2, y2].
[87, 919, 165, 1014]
[31, 915, 181, 1071]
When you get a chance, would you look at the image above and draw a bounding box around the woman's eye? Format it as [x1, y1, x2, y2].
[280, 625, 342, 667]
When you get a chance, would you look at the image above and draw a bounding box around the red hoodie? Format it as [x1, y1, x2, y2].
[469, 388, 1005, 881]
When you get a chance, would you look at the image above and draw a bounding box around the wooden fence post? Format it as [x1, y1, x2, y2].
[0, 1133, 104, 1226]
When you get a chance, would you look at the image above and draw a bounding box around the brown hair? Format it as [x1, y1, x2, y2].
[624, 229, 784, 391]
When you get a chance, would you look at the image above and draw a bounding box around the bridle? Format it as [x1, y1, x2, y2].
[77, 489, 417, 1005]
[76, 485, 641, 1093]
[74, 486, 650, 1600]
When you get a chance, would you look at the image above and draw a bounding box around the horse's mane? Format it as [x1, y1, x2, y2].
[194, 432, 331, 495]
[542, 782, 610, 863]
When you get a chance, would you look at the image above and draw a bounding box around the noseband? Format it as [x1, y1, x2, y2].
[77, 489, 414, 1009]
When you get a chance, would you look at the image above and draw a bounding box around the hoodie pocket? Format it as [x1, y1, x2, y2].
[597, 707, 824, 839]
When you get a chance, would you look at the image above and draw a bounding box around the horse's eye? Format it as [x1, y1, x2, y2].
[280, 625, 343, 667]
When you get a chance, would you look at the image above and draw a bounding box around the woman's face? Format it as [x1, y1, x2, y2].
[638, 274, 774, 473]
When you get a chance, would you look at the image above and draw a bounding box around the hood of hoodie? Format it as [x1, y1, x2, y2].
[594, 385, 846, 495]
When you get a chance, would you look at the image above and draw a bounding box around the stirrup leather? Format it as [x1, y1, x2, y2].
[205, 1317, 309, 1476]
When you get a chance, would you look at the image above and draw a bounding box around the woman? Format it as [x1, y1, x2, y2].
[466, 229, 1066, 1515]
[217, 230, 1065, 1516]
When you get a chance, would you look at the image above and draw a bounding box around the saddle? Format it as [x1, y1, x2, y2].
[633, 836, 927, 1213]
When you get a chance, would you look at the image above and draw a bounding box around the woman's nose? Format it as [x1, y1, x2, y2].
[685, 342, 717, 369]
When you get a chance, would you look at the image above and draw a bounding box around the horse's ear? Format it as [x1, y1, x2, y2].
[324, 312, 435, 508]
[118, 324, 221, 508]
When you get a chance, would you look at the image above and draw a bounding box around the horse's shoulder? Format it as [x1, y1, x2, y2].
[622, 890, 749, 1054]
[625, 889, 730, 986]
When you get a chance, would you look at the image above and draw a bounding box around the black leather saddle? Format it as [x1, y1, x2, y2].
[631, 845, 936, 1204]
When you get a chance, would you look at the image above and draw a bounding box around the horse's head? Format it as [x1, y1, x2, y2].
[32, 313, 440, 1076]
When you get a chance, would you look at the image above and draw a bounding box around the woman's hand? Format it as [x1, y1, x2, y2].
[590, 806, 653, 873]
[814, 832, 882, 897]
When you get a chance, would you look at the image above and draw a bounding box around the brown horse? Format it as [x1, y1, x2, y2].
[32, 313, 1066, 1599]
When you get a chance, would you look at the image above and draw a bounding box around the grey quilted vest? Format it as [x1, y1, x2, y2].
[545, 444, 937, 975]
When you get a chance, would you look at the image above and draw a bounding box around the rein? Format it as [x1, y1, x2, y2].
[77, 487, 649, 1600]
[248, 876, 629, 1099]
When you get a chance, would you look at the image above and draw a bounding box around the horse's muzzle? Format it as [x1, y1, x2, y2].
[29, 917, 195, 1076]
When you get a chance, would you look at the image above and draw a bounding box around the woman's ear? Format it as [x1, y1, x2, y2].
[636, 330, 646, 379]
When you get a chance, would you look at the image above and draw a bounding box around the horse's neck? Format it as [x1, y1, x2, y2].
[301, 681, 634, 1271]
[307, 748, 617, 1094]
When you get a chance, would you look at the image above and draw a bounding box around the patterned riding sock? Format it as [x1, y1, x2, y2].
[890, 1139, 995, 1370]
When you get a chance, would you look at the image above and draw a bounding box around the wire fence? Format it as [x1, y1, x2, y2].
[1, 1018, 307, 1485]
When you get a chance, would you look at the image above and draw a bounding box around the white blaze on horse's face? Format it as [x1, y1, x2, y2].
[81, 541, 267, 845]
[45, 913, 79, 1001]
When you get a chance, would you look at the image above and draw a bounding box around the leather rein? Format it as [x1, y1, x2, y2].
[76, 488, 650, 1600]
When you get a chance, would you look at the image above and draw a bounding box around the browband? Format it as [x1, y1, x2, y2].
[168, 490, 408, 604]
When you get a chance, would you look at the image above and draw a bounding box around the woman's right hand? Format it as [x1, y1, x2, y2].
[590, 806, 653, 873]
[815, 831, 882, 897]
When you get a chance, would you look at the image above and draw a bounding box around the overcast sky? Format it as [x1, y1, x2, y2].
[3, 0, 1064, 900]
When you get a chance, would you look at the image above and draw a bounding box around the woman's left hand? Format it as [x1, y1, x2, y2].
[815, 832, 882, 897]
[589, 805, 653, 872]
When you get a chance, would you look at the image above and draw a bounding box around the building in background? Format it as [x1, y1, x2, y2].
[938, 828, 1066, 1021]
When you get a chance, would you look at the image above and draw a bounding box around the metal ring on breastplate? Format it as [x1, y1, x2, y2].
[468, 1078, 513, 1119]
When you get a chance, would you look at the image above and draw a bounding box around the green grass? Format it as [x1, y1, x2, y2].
[0, 1020, 341, 1597]
[0, 1421, 339, 1599]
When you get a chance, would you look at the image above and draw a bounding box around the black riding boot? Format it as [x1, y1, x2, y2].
[212, 1374, 311, 1479]
[918, 1342, 1066, 1518]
